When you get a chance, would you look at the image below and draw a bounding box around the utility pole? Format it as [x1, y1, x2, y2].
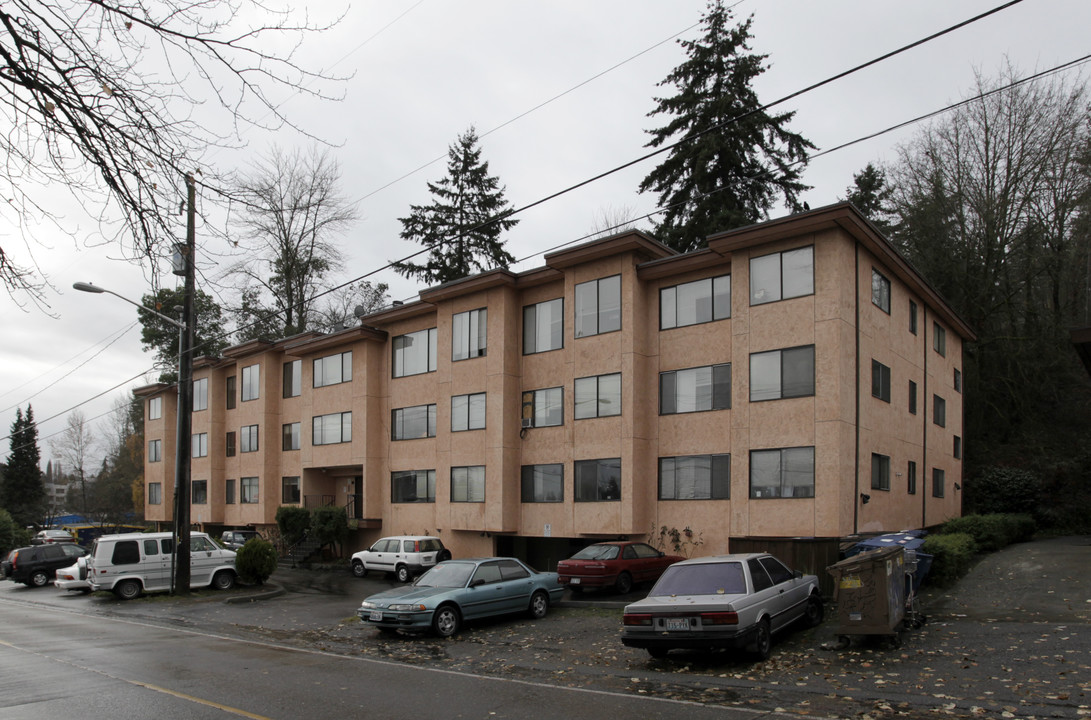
[173, 174, 196, 594]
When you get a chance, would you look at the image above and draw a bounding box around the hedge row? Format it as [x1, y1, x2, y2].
[921, 513, 1036, 586]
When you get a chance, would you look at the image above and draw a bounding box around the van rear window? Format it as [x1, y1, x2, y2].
[111, 541, 140, 565]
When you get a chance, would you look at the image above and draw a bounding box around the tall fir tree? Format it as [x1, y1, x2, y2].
[3, 406, 45, 527]
[843, 163, 895, 235]
[639, 0, 813, 253]
[393, 127, 518, 285]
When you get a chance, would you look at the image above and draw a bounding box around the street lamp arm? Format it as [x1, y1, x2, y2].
[72, 282, 187, 330]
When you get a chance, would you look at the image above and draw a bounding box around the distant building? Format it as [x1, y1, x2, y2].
[137, 204, 972, 573]
[43, 460, 68, 515]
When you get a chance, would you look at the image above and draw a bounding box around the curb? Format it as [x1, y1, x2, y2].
[224, 581, 286, 604]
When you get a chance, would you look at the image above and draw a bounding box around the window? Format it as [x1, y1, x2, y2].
[954, 436, 962, 460]
[282, 423, 300, 451]
[871, 453, 890, 491]
[241, 477, 259, 503]
[148, 397, 162, 420]
[391, 469, 436, 503]
[574, 373, 621, 419]
[192, 479, 208, 504]
[242, 364, 260, 401]
[393, 328, 437, 377]
[907, 461, 917, 495]
[521, 464, 563, 502]
[225, 478, 235, 505]
[283, 360, 301, 398]
[313, 412, 351, 445]
[934, 395, 946, 427]
[749, 246, 813, 305]
[451, 466, 485, 503]
[658, 454, 730, 500]
[523, 298, 563, 354]
[226, 431, 236, 457]
[909, 301, 918, 335]
[872, 360, 891, 402]
[226, 376, 236, 409]
[660, 364, 730, 414]
[575, 458, 621, 502]
[314, 352, 352, 387]
[932, 468, 945, 498]
[191, 432, 208, 458]
[451, 393, 486, 432]
[282, 476, 301, 504]
[148, 482, 162, 505]
[522, 387, 563, 427]
[909, 381, 918, 415]
[391, 404, 437, 440]
[749, 447, 815, 498]
[661, 274, 730, 329]
[148, 439, 161, 463]
[934, 322, 946, 356]
[750, 346, 815, 401]
[452, 308, 487, 361]
[241, 424, 259, 453]
[872, 269, 891, 313]
[192, 377, 208, 411]
[575, 275, 621, 338]
[954, 368, 962, 393]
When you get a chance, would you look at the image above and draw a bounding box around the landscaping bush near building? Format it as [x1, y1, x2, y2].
[964, 467, 1041, 517]
[940, 513, 1036, 553]
[921, 532, 977, 586]
[235, 537, 278, 585]
[275, 505, 311, 547]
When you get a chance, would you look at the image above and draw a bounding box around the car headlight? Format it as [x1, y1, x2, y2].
[359, 601, 376, 610]
[388, 603, 426, 612]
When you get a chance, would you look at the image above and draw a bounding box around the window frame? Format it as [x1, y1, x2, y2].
[282, 422, 301, 451]
[451, 392, 486, 432]
[749, 446, 815, 499]
[954, 435, 962, 460]
[225, 431, 236, 458]
[226, 375, 236, 409]
[909, 380, 918, 415]
[191, 432, 208, 459]
[934, 394, 946, 427]
[148, 438, 162, 463]
[282, 476, 301, 504]
[391, 404, 437, 441]
[658, 454, 730, 500]
[452, 308, 487, 361]
[659, 363, 731, 415]
[932, 468, 945, 498]
[283, 360, 302, 398]
[148, 482, 162, 505]
[574, 274, 621, 338]
[933, 322, 947, 357]
[907, 460, 917, 495]
[660, 274, 730, 330]
[749, 345, 815, 402]
[749, 245, 814, 306]
[574, 373, 622, 419]
[314, 351, 352, 388]
[241, 424, 259, 453]
[393, 328, 437, 378]
[872, 360, 891, 402]
[241, 477, 259, 504]
[909, 300, 918, 335]
[391, 469, 436, 504]
[312, 412, 352, 445]
[241, 364, 260, 402]
[225, 478, 235, 505]
[522, 387, 563, 428]
[192, 377, 208, 412]
[191, 479, 208, 505]
[523, 298, 564, 354]
[148, 397, 162, 420]
[871, 453, 891, 491]
[450, 465, 486, 503]
[520, 463, 564, 503]
[871, 268, 891, 313]
[574, 458, 622, 502]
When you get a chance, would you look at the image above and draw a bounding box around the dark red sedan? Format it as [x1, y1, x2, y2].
[557, 541, 685, 594]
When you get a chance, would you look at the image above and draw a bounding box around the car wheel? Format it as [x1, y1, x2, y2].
[528, 590, 549, 619]
[432, 605, 461, 638]
[351, 560, 367, 578]
[751, 618, 772, 660]
[614, 572, 633, 595]
[114, 579, 142, 601]
[29, 570, 50, 588]
[648, 647, 669, 659]
[395, 565, 410, 583]
[211, 571, 236, 591]
[803, 593, 824, 628]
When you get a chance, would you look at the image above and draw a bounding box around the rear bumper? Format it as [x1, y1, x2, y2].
[557, 573, 615, 588]
[621, 626, 756, 651]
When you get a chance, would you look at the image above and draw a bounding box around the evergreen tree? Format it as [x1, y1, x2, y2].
[3, 406, 45, 528]
[843, 163, 895, 235]
[393, 127, 518, 285]
[138, 287, 229, 382]
[639, 1, 813, 253]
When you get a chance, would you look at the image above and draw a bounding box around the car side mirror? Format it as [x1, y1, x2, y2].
[793, 570, 803, 579]
[658, 551, 665, 557]
[470, 578, 486, 588]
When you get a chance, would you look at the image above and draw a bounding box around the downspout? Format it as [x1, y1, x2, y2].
[853, 242, 861, 535]
[921, 306, 929, 529]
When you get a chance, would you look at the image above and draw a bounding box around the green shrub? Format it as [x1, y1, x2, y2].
[0, 508, 16, 557]
[922, 532, 976, 586]
[275, 505, 311, 546]
[311, 506, 348, 549]
[234, 537, 278, 585]
[965, 467, 1041, 517]
[940, 513, 1036, 552]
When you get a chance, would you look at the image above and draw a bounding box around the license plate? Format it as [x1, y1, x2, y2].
[665, 618, 691, 631]
[570, 578, 580, 585]
[369, 610, 384, 622]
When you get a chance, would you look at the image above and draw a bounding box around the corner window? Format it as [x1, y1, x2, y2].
[933, 395, 946, 427]
[191, 432, 208, 458]
[749, 246, 813, 306]
[451, 393, 486, 432]
[451, 466, 485, 503]
[871, 453, 890, 491]
[574, 373, 621, 419]
[933, 322, 947, 357]
[192, 377, 208, 412]
[282, 476, 301, 504]
[909, 381, 918, 415]
[452, 308, 487, 361]
[954, 436, 962, 460]
[661, 274, 730, 330]
[241, 477, 259, 503]
[148, 482, 162, 505]
[282, 423, 300, 451]
[391, 469, 436, 503]
[750, 346, 815, 402]
[521, 464, 563, 503]
[660, 364, 730, 414]
[148, 439, 161, 463]
[575, 275, 621, 338]
[932, 468, 945, 498]
[313, 412, 351, 445]
[226, 431, 236, 457]
[872, 360, 891, 402]
[750, 446, 815, 498]
[283, 360, 302, 398]
[241, 424, 259, 453]
[148, 397, 162, 420]
[954, 368, 962, 393]
[225, 478, 235, 505]
[191, 479, 208, 505]
[523, 298, 563, 354]
[391, 404, 437, 440]
[314, 351, 351, 388]
[522, 387, 563, 428]
[909, 301, 918, 335]
[241, 364, 260, 402]
[226, 375, 236, 409]
[907, 461, 917, 495]
[872, 269, 891, 313]
[393, 328, 437, 377]
[658, 454, 730, 500]
[575, 458, 621, 502]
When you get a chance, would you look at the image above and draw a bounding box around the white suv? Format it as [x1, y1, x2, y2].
[351, 536, 450, 583]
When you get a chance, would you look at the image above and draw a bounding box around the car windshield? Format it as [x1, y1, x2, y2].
[648, 562, 747, 597]
[570, 544, 619, 561]
[414, 562, 474, 588]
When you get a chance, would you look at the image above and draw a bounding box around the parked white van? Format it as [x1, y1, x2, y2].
[87, 531, 238, 599]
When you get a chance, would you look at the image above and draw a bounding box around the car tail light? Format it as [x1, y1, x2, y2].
[412, 541, 420, 552]
[700, 611, 739, 625]
[585, 563, 606, 570]
[10, 550, 19, 569]
[623, 613, 652, 626]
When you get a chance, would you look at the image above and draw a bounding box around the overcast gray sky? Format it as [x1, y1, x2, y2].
[3, 0, 1088, 466]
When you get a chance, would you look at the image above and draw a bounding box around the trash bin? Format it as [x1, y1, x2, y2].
[827, 545, 907, 641]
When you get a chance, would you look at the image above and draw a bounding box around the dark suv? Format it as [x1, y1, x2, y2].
[1, 543, 88, 587]
[220, 530, 261, 551]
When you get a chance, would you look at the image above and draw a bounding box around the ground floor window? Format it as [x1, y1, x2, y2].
[932, 468, 945, 498]
[871, 453, 890, 491]
[451, 466, 485, 502]
[241, 477, 259, 503]
[282, 476, 301, 504]
[658, 454, 730, 500]
[521, 464, 563, 502]
[225, 478, 236, 504]
[392, 469, 435, 503]
[575, 458, 621, 501]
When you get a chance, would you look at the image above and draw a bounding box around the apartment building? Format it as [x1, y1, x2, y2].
[138, 203, 971, 572]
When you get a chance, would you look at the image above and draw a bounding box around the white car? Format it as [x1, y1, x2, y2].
[350, 536, 450, 583]
[87, 531, 238, 599]
[55, 556, 91, 592]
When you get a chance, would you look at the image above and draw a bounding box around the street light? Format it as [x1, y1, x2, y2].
[72, 280, 193, 595]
